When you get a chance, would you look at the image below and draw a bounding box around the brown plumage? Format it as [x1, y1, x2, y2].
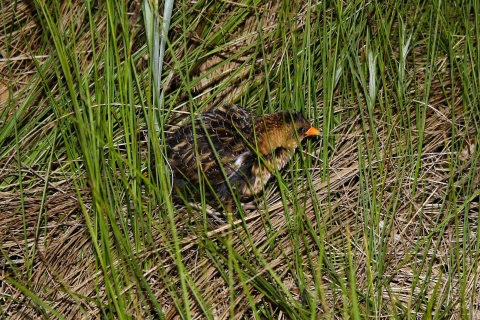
[166, 104, 321, 210]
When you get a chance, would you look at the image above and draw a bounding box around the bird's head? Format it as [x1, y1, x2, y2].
[255, 111, 321, 155]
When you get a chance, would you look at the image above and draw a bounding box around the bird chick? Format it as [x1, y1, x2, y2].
[166, 104, 320, 211]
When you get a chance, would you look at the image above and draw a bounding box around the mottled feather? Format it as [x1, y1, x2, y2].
[166, 104, 320, 209]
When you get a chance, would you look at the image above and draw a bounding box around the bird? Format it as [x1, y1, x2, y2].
[166, 104, 321, 212]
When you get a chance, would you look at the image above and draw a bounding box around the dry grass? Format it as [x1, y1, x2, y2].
[1, 0, 479, 319]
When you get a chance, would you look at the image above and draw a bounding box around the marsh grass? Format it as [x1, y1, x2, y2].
[1, 0, 479, 318]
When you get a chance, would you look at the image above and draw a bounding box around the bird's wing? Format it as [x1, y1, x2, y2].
[166, 104, 256, 186]
[211, 104, 256, 135]
[195, 105, 255, 185]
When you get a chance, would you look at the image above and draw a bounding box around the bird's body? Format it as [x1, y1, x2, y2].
[166, 104, 320, 210]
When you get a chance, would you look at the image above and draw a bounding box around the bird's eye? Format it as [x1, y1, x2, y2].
[298, 127, 306, 134]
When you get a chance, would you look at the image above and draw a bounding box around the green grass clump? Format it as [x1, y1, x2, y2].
[1, 0, 479, 318]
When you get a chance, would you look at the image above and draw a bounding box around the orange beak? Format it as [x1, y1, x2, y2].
[305, 126, 321, 136]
